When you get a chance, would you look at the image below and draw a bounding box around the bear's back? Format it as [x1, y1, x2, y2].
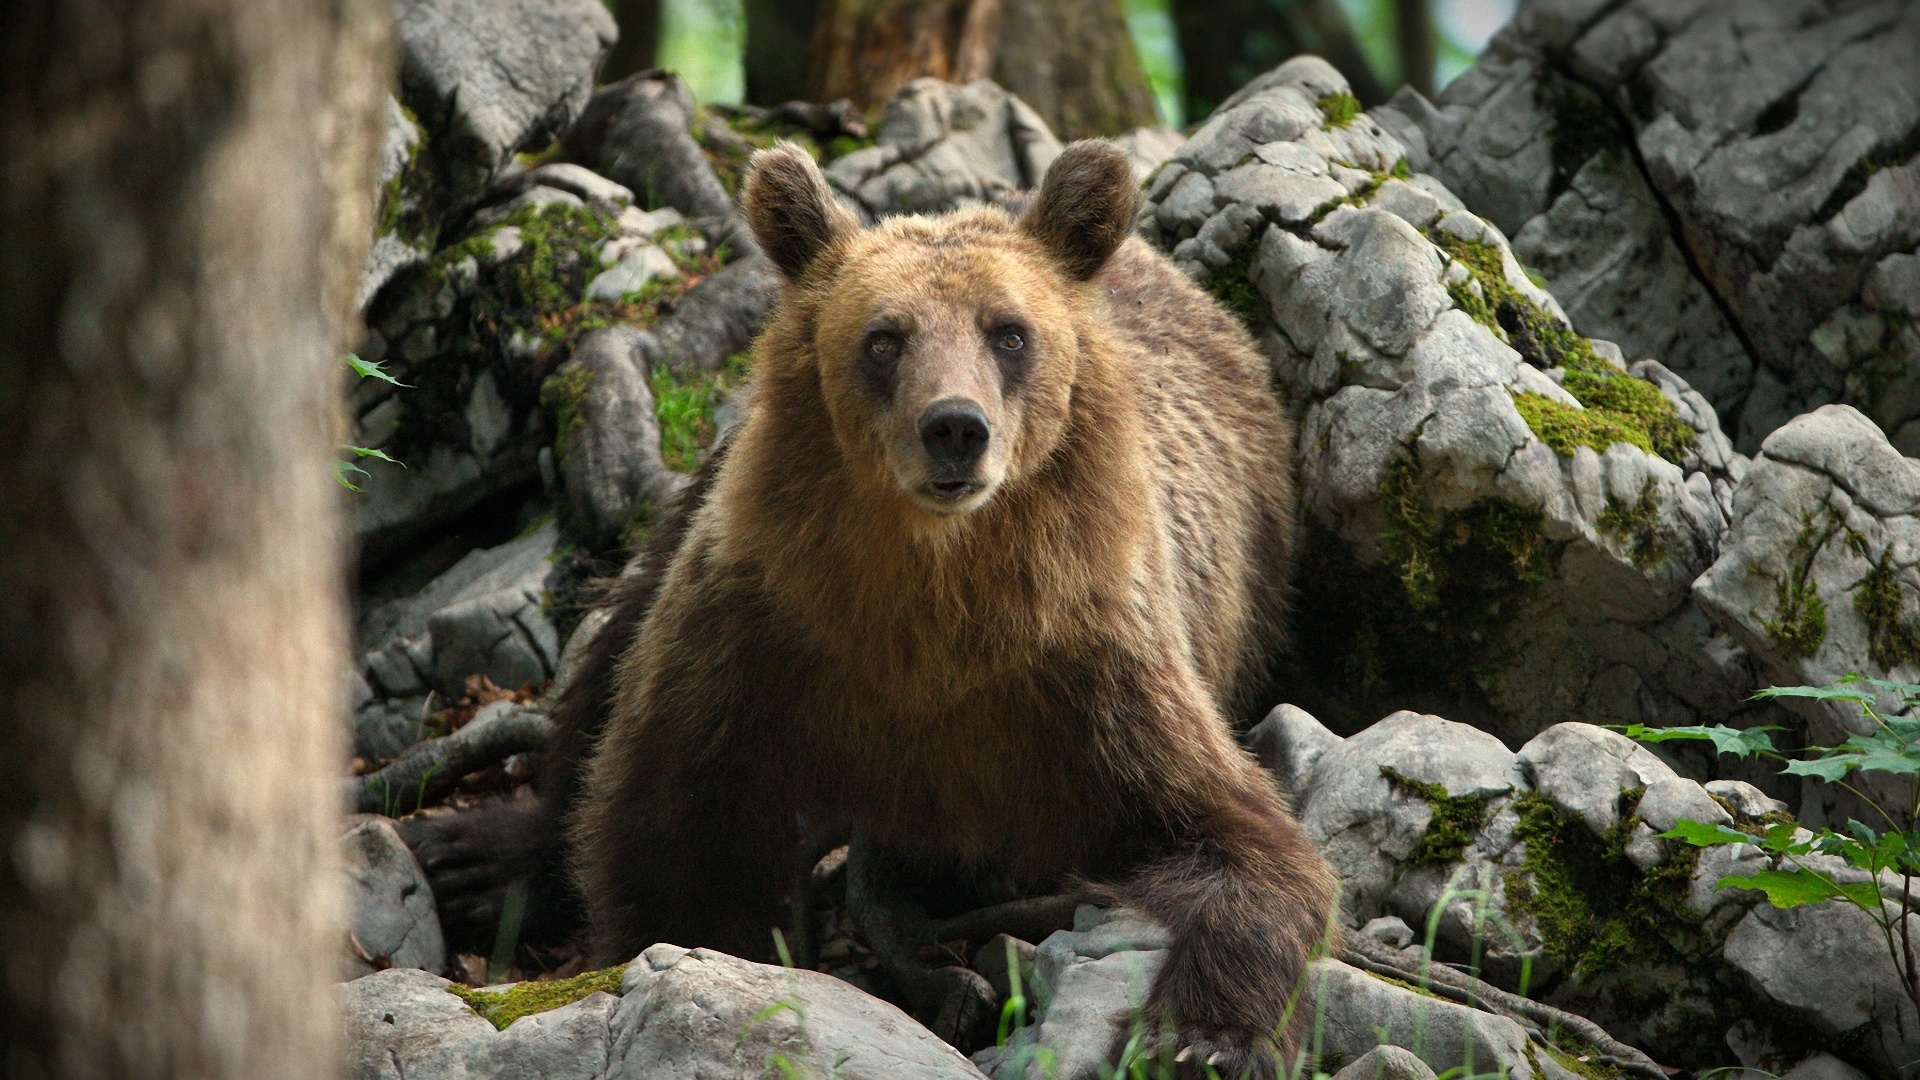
[1094, 237, 1295, 712]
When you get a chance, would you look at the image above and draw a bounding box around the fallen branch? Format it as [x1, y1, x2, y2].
[1342, 934, 1667, 1080]
[933, 894, 1085, 950]
[346, 702, 553, 816]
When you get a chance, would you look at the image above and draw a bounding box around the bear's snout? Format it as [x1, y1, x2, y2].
[917, 398, 991, 487]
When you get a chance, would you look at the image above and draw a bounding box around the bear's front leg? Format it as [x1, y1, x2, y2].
[1085, 659, 1340, 1079]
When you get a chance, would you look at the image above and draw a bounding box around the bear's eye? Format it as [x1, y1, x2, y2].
[996, 329, 1025, 352]
[864, 331, 902, 364]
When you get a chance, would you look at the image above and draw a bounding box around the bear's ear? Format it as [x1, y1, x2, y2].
[744, 142, 859, 280]
[1021, 141, 1141, 281]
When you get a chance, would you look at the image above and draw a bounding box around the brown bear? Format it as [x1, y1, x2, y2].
[559, 140, 1338, 1076]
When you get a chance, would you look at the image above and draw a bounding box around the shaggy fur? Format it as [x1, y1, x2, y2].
[568, 141, 1337, 1077]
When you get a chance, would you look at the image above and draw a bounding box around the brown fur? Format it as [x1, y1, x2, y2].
[570, 142, 1337, 1076]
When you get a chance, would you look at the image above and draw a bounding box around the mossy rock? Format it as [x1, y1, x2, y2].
[448, 965, 626, 1031]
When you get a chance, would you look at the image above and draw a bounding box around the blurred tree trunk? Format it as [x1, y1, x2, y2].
[1396, 0, 1433, 99]
[746, 0, 820, 105]
[810, 0, 1003, 115]
[602, 0, 663, 82]
[993, 0, 1159, 138]
[0, 0, 386, 1077]
[1173, 0, 1386, 123]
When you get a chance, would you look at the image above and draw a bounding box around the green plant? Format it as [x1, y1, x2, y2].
[1628, 674, 1920, 1015]
[337, 353, 408, 490]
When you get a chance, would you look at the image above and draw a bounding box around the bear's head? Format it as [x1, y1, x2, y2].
[743, 140, 1141, 518]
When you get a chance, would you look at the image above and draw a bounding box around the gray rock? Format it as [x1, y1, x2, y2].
[515, 163, 635, 208]
[340, 818, 444, 979]
[1724, 899, 1920, 1077]
[393, 0, 614, 207]
[613, 944, 985, 1079]
[1312, 959, 1535, 1080]
[553, 328, 686, 545]
[1705, 779, 1789, 821]
[359, 96, 432, 311]
[1330, 1044, 1438, 1080]
[1358, 916, 1415, 950]
[982, 910, 1166, 1080]
[357, 521, 561, 702]
[1388, 1, 1920, 452]
[1144, 59, 1777, 752]
[1247, 702, 1343, 802]
[1637, 776, 1732, 834]
[638, 252, 782, 376]
[584, 242, 679, 303]
[1107, 127, 1184, 184]
[352, 697, 431, 761]
[567, 72, 734, 221]
[1515, 722, 1676, 836]
[1693, 404, 1920, 822]
[344, 945, 985, 1080]
[971, 934, 1037, 1004]
[341, 966, 619, 1080]
[827, 79, 1062, 221]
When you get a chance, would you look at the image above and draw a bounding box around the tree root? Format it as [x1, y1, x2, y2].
[346, 703, 553, 815]
[1341, 934, 1668, 1080]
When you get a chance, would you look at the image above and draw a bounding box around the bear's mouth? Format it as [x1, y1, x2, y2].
[923, 479, 984, 503]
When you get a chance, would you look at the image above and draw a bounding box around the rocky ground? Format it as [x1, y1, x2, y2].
[335, 0, 1919, 1077]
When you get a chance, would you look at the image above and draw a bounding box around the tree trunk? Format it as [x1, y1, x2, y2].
[1172, 0, 1387, 123]
[993, 0, 1160, 139]
[810, 0, 1003, 115]
[1396, 0, 1434, 100]
[0, 1, 387, 1077]
[602, 0, 663, 83]
[746, 0, 821, 106]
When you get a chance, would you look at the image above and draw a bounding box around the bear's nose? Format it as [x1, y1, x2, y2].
[918, 399, 990, 469]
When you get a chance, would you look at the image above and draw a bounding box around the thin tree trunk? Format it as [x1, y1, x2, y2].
[1172, 0, 1387, 123]
[602, 0, 663, 83]
[0, 1, 387, 1078]
[993, 0, 1160, 138]
[810, 0, 1003, 115]
[746, 0, 821, 106]
[1396, 0, 1434, 100]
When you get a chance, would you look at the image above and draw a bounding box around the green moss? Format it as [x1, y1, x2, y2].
[1390, 157, 1413, 180]
[1380, 767, 1495, 867]
[1853, 545, 1920, 669]
[1316, 92, 1362, 129]
[1204, 258, 1265, 329]
[1361, 968, 1436, 998]
[1379, 451, 1555, 613]
[1312, 168, 1392, 221]
[696, 106, 875, 196]
[1855, 311, 1914, 413]
[1432, 230, 1692, 464]
[449, 965, 626, 1031]
[1597, 478, 1669, 570]
[1512, 391, 1654, 457]
[1761, 509, 1839, 660]
[1531, 1042, 1627, 1080]
[1537, 76, 1624, 198]
[375, 104, 449, 248]
[1504, 791, 1701, 978]
[649, 351, 753, 473]
[540, 363, 595, 466]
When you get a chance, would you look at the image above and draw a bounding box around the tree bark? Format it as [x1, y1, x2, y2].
[746, 0, 821, 106]
[992, 0, 1160, 139]
[810, 0, 1004, 115]
[1396, 0, 1434, 100]
[602, 0, 663, 84]
[1172, 0, 1388, 123]
[0, 1, 387, 1077]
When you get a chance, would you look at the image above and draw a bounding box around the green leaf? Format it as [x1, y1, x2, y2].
[1621, 723, 1777, 758]
[1661, 820, 1755, 847]
[345, 352, 411, 387]
[1782, 756, 1859, 782]
[332, 458, 369, 490]
[344, 444, 405, 467]
[1753, 683, 1878, 706]
[1716, 869, 1845, 908]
